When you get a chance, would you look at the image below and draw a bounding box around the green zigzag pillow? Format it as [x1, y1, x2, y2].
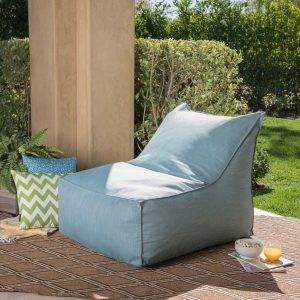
[11, 171, 64, 229]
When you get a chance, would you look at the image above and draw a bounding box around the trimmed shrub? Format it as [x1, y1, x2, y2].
[262, 92, 300, 117]
[0, 38, 269, 185]
[252, 146, 270, 187]
[0, 38, 30, 138]
[135, 0, 300, 117]
[135, 38, 249, 152]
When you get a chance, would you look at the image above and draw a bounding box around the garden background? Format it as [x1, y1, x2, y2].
[0, 0, 299, 217]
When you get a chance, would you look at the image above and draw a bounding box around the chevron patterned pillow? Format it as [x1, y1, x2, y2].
[11, 171, 64, 229]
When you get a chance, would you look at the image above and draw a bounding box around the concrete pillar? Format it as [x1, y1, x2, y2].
[28, 0, 134, 169]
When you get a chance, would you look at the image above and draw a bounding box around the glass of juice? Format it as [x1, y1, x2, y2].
[264, 242, 282, 262]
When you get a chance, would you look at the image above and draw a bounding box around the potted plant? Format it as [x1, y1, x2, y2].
[0, 129, 62, 215]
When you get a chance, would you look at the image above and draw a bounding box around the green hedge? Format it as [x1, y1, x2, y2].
[135, 38, 249, 152]
[0, 38, 30, 138]
[0, 37, 269, 185]
[0, 38, 249, 148]
[136, 0, 300, 117]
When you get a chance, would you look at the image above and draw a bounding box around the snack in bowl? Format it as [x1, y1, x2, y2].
[235, 238, 264, 259]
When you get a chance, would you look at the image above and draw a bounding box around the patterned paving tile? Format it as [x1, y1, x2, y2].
[129, 270, 173, 282]
[77, 253, 115, 265]
[0, 274, 32, 286]
[4, 261, 43, 272]
[11, 283, 60, 295]
[55, 279, 101, 291]
[118, 284, 167, 297]
[30, 270, 69, 281]
[83, 289, 130, 299]
[188, 287, 239, 299]
[0, 212, 299, 299]
[160, 265, 205, 277]
[155, 280, 200, 293]
[18, 249, 56, 260]
[38, 257, 83, 269]
[64, 266, 107, 277]
[193, 261, 241, 274]
[88, 274, 133, 286]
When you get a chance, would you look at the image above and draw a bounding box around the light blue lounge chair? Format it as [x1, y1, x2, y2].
[59, 103, 264, 266]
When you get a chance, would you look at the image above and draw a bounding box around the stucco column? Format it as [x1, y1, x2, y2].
[28, 0, 134, 169]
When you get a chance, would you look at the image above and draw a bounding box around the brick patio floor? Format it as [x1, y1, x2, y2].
[0, 212, 299, 300]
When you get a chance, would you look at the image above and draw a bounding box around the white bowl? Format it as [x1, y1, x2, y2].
[235, 238, 264, 259]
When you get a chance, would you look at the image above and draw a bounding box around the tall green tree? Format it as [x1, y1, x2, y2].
[167, 0, 300, 112]
[135, 0, 169, 39]
[170, 0, 194, 39]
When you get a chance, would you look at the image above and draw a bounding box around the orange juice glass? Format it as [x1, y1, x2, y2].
[264, 242, 282, 262]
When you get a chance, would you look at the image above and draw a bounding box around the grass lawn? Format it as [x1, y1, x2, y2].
[254, 117, 300, 218]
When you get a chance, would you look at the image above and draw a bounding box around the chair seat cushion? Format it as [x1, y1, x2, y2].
[62, 162, 204, 201]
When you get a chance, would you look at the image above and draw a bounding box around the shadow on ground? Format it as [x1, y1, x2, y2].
[259, 125, 300, 159]
[254, 185, 273, 196]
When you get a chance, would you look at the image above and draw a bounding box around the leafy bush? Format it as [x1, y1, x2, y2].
[262, 92, 300, 117]
[0, 37, 269, 185]
[1, 0, 298, 116]
[0, 129, 62, 194]
[0, 38, 30, 138]
[252, 146, 270, 187]
[135, 0, 300, 117]
[135, 0, 170, 39]
[135, 38, 249, 151]
[0, 0, 28, 40]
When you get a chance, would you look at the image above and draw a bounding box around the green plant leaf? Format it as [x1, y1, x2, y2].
[0, 130, 63, 194]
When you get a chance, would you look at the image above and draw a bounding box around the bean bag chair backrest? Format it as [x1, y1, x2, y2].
[131, 103, 264, 184]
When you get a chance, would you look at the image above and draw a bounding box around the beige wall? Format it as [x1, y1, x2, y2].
[28, 0, 134, 170]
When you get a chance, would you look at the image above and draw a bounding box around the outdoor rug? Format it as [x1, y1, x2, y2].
[0, 212, 299, 300]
